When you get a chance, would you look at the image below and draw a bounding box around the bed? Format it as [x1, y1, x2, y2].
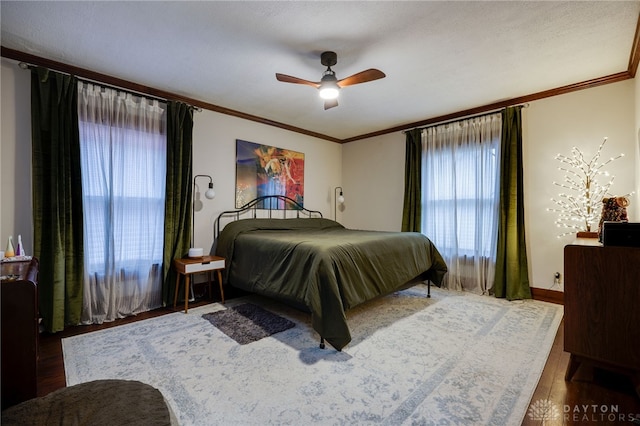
[214, 195, 447, 351]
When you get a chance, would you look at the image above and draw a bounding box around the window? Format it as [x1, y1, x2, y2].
[78, 82, 167, 323]
[421, 113, 502, 294]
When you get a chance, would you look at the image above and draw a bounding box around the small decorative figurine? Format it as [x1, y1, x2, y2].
[598, 196, 630, 240]
[5, 236, 15, 258]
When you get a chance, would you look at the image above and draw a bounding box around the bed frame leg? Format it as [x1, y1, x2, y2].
[319, 337, 325, 349]
[427, 281, 431, 298]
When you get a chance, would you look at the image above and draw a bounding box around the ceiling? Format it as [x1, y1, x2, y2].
[2, 1, 639, 142]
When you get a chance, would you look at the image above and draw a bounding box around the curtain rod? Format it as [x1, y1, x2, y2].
[402, 103, 529, 134]
[18, 61, 202, 112]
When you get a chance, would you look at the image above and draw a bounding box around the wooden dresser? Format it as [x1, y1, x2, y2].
[563, 243, 640, 397]
[1, 257, 39, 409]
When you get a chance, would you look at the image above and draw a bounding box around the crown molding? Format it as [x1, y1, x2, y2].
[341, 71, 631, 143]
[628, 11, 640, 78]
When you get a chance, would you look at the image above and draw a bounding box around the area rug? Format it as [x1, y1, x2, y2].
[62, 285, 563, 425]
[201, 303, 295, 345]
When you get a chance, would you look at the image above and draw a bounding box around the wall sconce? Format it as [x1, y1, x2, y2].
[191, 174, 215, 251]
[334, 186, 344, 221]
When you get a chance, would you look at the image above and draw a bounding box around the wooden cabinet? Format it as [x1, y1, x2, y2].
[564, 244, 640, 396]
[1, 257, 39, 409]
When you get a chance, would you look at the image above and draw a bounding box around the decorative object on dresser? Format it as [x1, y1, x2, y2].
[15, 235, 25, 256]
[4, 236, 15, 258]
[548, 137, 627, 238]
[1, 257, 39, 409]
[602, 222, 640, 247]
[564, 242, 640, 398]
[597, 196, 629, 240]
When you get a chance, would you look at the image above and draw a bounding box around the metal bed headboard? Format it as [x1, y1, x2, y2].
[213, 195, 323, 239]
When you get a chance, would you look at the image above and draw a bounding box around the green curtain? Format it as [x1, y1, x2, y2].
[401, 129, 422, 232]
[493, 106, 531, 300]
[31, 67, 84, 332]
[162, 101, 193, 305]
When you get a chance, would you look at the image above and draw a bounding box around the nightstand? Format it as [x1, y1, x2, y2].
[173, 255, 225, 313]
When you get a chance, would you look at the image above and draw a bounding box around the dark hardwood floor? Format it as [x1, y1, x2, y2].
[522, 323, 640, 425]
[37, 293, 640, 425]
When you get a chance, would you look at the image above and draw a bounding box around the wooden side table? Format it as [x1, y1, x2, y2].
[173, 255, 225, 313]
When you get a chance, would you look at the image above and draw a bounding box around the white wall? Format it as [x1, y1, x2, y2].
[342, 79, 636, 291]
[341, 132, 406, 231]
[1, 59, 33, 253]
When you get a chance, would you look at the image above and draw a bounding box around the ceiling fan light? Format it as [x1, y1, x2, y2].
[319, 84, 339, 100]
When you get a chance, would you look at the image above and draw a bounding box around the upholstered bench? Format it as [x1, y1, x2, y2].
[1, 379, 176, 425]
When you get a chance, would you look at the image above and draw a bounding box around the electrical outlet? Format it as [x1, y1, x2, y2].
[553, 272, 561, 286]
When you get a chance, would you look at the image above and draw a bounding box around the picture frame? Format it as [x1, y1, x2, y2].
[235, 139, 305, 209]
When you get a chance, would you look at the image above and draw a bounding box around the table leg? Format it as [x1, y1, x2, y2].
[173, 274, 181, 308]
[217, 270, 225, 304]
[207, 271, 213, 300]
[565, 354, 581, 381]
[184, 274, 190, 313]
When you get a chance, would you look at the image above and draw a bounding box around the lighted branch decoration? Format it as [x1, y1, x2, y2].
[548, 137, 625, 237]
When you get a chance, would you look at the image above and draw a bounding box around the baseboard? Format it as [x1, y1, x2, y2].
[531, 287, 564, 305]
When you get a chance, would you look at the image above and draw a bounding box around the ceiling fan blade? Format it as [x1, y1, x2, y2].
[337, 69, 386, 88]
[324, 99, 339, 110]
[275, 73, 320, 88]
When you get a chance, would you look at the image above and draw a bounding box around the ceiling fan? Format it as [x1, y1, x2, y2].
[275, 51, 386, 110]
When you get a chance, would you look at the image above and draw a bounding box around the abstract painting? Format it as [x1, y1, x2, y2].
[235, 140, 304, 209]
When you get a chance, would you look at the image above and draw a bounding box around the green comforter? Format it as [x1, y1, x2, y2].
[215, 218, 447, 350]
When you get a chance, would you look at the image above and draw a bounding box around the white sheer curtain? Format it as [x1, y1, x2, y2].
[421, 113, 502, 294]
[77, 82, 167, 324]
